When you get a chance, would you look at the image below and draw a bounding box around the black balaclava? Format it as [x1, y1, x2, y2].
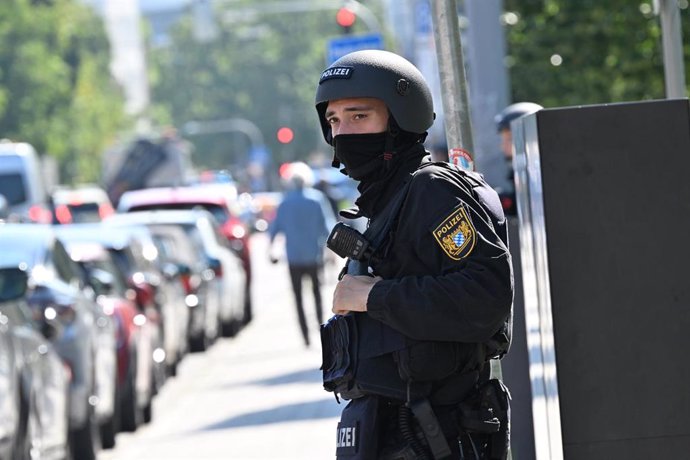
[333, 120, 427, 218]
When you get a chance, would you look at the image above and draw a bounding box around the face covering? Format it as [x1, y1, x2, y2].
[333, 132, 388, 181]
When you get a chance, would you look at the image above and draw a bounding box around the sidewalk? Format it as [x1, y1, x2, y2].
[101, 232, 343, 459]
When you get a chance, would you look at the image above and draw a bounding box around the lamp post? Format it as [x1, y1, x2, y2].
[655, 0, 688, 98]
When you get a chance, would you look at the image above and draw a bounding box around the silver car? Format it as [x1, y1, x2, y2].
[107, 209, 246, 344]
[0, 224, 118, 460]
[0, 266, 70, 460]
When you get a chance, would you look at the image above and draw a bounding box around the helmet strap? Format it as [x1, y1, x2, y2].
[383, 118, 399, 169]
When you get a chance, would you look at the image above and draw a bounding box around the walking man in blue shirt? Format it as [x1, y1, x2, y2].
[269, 162, 335, 346]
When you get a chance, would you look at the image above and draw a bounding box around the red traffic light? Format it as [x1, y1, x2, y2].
[276, 127, 294, 144]
[336, 7, 356, 28]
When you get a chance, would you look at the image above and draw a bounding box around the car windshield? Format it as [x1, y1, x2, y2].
[0, 173, 26, 205]
[67, 203, 102, 223]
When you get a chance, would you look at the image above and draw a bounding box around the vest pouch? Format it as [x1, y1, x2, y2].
[321, 315, 369, 400]
[321, 314, 358, 398]
[456, 378, 512, 460]
[394, 341, 476, 382]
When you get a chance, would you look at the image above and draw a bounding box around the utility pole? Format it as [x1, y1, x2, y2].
[656, 0, 688, 98]
[429, 0, 472, 163]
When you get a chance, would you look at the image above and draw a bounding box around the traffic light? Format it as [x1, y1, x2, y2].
[276, 127, 294, 144]
[336, 7, 356, 34]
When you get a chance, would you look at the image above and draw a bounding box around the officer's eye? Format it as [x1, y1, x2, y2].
[327, 117, 339, 125]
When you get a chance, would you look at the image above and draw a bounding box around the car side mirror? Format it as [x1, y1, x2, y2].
[0, 268, 28, 302]
[161, 262, 180, 280]
[88, 268, 115, 296]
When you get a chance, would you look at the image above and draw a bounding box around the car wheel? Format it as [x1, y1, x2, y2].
[189, 331, 207, 353]
[221, 317, 238, 338]
[142, 399, 153, 425]
[142, 371, 154, 425]
[70, 398, 99, 460]
[242, 287, 253, 325]
[99, 383, 119, 449]
[119, 350, 140, 432]
[169, 357, 178, 377]
[14, 388, 31, 460]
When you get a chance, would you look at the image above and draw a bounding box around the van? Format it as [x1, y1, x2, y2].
[0, 140, 50, 222]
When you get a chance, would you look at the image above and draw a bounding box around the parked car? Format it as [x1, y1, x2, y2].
[90, 222, 189, 378]
[51, 184, 115, 224]
[0, 267, 70, 460]
[53, 223, 162, 428]
[107, 209, 246, 346]
[116, 183, 254, 324]
[0, 303, 18, 460]
[59, 238, 160, 439]
[0, 140, 51, 223]
[142, 225, 210, 351]
[0, 224, 117, 460]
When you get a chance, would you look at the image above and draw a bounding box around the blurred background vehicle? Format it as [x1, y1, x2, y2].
[244, 191, 282, 233]
[0, 140, 51, 223]
[0, 267, 70, 460]
[116, 183, 253, 325]
[102, 133, 195, 209]
[102, 223, 187, 385]
[130, 221, 217, 353]
[54, 223, 165, 429]
[0, 224, 117, 460]
[51, 184, 115, 225]
[107, 209, 246, 348]
[59, 236, 164, 441]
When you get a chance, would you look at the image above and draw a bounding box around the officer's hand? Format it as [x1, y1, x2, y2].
[332, 274, 382, 315]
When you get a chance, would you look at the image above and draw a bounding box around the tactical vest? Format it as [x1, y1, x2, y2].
[321, 162, 512, 404]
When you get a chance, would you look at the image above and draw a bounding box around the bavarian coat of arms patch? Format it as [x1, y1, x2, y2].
[432, 205, 476, 260]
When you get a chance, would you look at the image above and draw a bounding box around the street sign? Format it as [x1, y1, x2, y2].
[326, 33, 384, 65]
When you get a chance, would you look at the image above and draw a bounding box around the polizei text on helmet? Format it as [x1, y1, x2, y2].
[320, 66, 353, 83]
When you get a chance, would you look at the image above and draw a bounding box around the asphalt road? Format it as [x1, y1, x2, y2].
[100, 232, 343, 460]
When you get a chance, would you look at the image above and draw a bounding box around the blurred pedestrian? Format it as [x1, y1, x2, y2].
[494, 102, 543, 216]
[268, 162, 335, 347]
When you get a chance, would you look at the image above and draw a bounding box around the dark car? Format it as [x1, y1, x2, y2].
[0, 224, 117, 460]
[0, 267, 70, 460]
[116, 183, 254, 324]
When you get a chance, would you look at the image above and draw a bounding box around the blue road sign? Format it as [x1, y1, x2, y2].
[326, 33, 384, 65]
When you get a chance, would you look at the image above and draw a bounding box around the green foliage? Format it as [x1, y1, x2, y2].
[148, 0, 390, 180]
[0, 0, 127, 184]
[503, 0, 688, 107]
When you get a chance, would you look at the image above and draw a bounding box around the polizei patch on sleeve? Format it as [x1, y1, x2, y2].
[432, 205, 476, 260]
[320, 66, 354, 84]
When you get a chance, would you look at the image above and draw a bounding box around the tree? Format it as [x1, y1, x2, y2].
[503, 0, 688, 107]
[148, 0, 388, 185]
[0, 0, 127, 184]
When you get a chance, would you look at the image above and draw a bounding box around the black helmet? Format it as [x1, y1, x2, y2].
[315, 50, 434, 144]
[494, 102, 543, 132]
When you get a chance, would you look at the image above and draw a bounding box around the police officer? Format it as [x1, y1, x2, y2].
[494, 102, 543, 216]
[316, 50, 514, 459]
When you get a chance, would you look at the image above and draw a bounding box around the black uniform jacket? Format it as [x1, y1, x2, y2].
[366, 161, 513, 345]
